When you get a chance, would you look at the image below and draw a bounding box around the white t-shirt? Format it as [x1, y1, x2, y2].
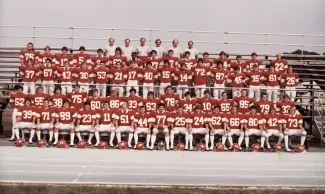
[169, 46, 183, 58]
[121, 46, 135, 60]
[105, 45, 117, 56]
[136, 45, 151, 56]
[151, 46, 166, 58]
[184, 48, 199, 59]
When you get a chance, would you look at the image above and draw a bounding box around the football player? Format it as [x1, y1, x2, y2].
[184, 41, 199, 59]
[150, 103, 171, 150]
[91, 49, 109, 69]
[263, 107, 284, 149]
[67, 84, 87, 111]
[223, 106, 245, 150]
[197, 90, 218, 113]
[124, 88, 143, 111]
[282, 107, 306, 152]
[40, 58, 56, 94]
[151, 39, 166, 58]
[125, 61, 142, 96]
[93, 61, 110, 97]
[31, 87, 50, 108]
[9, 86, 27, 141]
[141, 62, 158, 99]
[164, 50, 179, 68]
[86, 89, 104, 111]
[276, 94, 295, 114]
[49, 87, 66, 108]
[230, 55, 247, 73]
[233, 89, 254, 114]
[113, 102, 135, 148]
[211, 61, 228, 99]
[53, 46, 73, 67]
[202, 52, 213, 67]
[73, 46, 91, 68]
[143, 91, 160, 113]
[133, 106, 152, 149]
[192, 58, 211, 97]
[254, 93, 274, 114]
[105, 88, 123, 111]
[208, 106, 227, 151]
[148, 50, 163, 69]
[168, 39, 183, 59]
[20, 42, 39, 66]
[245, 64, 263, 100]
[187, 105, 209, 151]
[214, 51, 231, 69]
[227, 66, 245, 98]
[158, 60, 175, 95]
[174, 63, 193, 98]
[270, 53, 288, 73]
[109, 62, 127, 96]
[38, 46, 54, 65]
[109, 47, 127, 68]
[218, 91, 234, 113]
[15, 98, 36, 144]
[34, 99, 56, 143]
[242, 106, 265, 151]
[136, 37, 151, 57]
[245, 52, 263, 71]
[56, 61, 75, 94]
[262, 65, 281, 103]
[179, 51, 197, 70]
[74, 62, 93, 93]
[76, 102, 98, 146]
[160, 85, 180, 112]
[121, 38, 135, 60]
[104, 38, 117, 57]
[54, 100, 79, 146]
[178, 91, 197, 113]
[20, 59, 39, 94]
[96, 101, 115, 146]
[169, 106, 189, 150]
[281, 66, 299, 101]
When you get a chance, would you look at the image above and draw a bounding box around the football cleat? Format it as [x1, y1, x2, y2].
[252, 143, 261, 152]
[118, 141, 127, 150]
[197, 143, 206, 152]
[57, 139, 68, 148]
[157, 141, 165, 150]
[15, 138, 25, 147]
[176, 143, 185, 151]
[215, 143, 224, 152]
[232, 144, 240, 152]
[135, 142, 145, 150]
[274, 144, 282, 152]
[37, 139, 47, 148]
[295, 144, 305, 153]
[77, 140, 87, 149]
[99, 141, 109, 149]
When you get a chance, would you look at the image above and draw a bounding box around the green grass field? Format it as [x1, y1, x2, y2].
[0, 185, 324, 194]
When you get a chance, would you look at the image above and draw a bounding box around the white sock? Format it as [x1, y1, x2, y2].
[301, 136, 306, 145]
[36, 131, 41, 141]
[54, 132, 59, 143]
[116, 132, 121, 143]
[29, 129, 35, 142]
[165, 136, 170, 149]
[261, 137, 265, 148]
[210, 135, 215, 148]
[150, 135, 156, 148]
[76, 132, 82, 141]
[189, 134, 193, 149]
[228, 135, 233, 146]
[185, 133, 189, 149]
[170, 133, 174, 148]
[70, 133, 75, 145]
[134, 132, 138, 145]
[128, 133, 134, 146]
[49, 131, 54, 141]
[221, 136, 227, 145]
[266, 138, 271, 148]
[284, 135, 289, 149]
[95, 131, 100, 144]
[88, 133, 94, 144]
[14, 128, 20, 139]
[278, 136, 284, 144]
[238, 135, 244, 146]
[205, 134, 209, 148]
[146, 134, 150, 147]
[109, 131, 115, 145]
[245, 137, 249, 148]
[11, 127, 15, 139]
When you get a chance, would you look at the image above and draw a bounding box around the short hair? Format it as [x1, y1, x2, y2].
[283, 94, 290, 99]
[236, 55, 242, 59]
[109, 38, 114, 42]
[75, 84, 80, 88]
[37, 86, 43, 90]
[44, 46, 51, 51]
[45, 58, 52, 62]
[158, 103, 165, 108]
[25, 98, 32, 103]
[125, 38, 130, 42]
[204, 90, 210, 94]
[213, 104, 219, 109]
[140, 37, 146, 41]
[148, 91, 154, 97]
[61, 46, 68, 51]
[54, 86, 62, 92]
[79, 46, 86, 51]
[97, 48, 103, 53]
[177, 105, 183, 110]
[139, 105, 146, 110]
[129, 88, 137, 93]
[84, 102, 90, 106]
[261, 93, 267, 97]
[251, 52, 257, 56]
[197, 58, 203, 63]
[250, 106, 257, 110]
[188, 40, 193, 44]
[168, 49, 174, 53]
[269, 65, 275, 69]
[93, 89, 99, 93]
[221, 91, 227, 96]
[155, 39, 161, 43]
[217, 61, 223, 65]
[185, 91, 191, 97]
[115, 47, 122, 52]
[151, 50, 157, 55]
[219, 51, 226, 56]
[184, 51, 190, 55]
[17, 85, 23, 90]
[172, 39, 178, 44]
[195, 104, 201, 110]
[146, 61, 152, 66]
[203, 52, 209, 56]
[165, 85, 173, 91]
[234, 66, 240, 71]
[163, 59, 169, 64]
[63, 99, 70, 105]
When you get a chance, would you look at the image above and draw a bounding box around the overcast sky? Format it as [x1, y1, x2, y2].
[0, 0, 324, 55]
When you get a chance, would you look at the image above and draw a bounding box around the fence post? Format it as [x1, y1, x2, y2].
[33, 26, 36, 45]
[70, 27, 74, 50]
[321, 108, 324, 148]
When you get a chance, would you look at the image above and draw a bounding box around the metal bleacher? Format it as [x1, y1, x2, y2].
[0, 26, 324, 148]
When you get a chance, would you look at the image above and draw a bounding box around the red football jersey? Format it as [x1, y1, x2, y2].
[227, 72, 245, 87]
[234, 96, 254, 113]
[40, 64, 57, 81]
[174, 69, 193, 85]
[230, 61, 247, 73]
[39, 53, 54, 64]
[86, 96, 104, 110]
[31, 93, 50, 107]
[110, 69, 127, 84]
[141, 69, 158, 84]
[109, 55, 127, 67]
[217, 99, 234, 113]
[151, 110, 171, 125]
[263, 71, 281, 86]
[211, 68, 228, 84]
[187, 112, 208, 128]
[170, 112, 188, 127]
[105, 96, 123, 110]
[34, 107, 56, 124]
[10, 92, 29, 108]
[113, 109, 134, 126]
[74, 68, 93, 83]
[67, 91, 87, 110]
[243, 113, 263, 130]
[281, 73, 299, 87]
[191, 66, 211, 85]
[17, 106, 35, 122]
[20, 66, 39, 82]
[163, 56, 179, 68]
[254, 100, 274, 114]
[276, 101, 295, 114]
[97, 109, 114, 125]
[208, 112, 224, 129]
[93, 67, 110, 84]
[143, 98, 160, 112]
[126, 58, 145, 68]
[158, 67, 175, 84]
[91, 56, 109, 68]
[126, 67, 141, 81]
[282, 113, 303, 129]
[179, 98, 197, 113]
[263, 113, 283, 130]
[54, 54, 73, 67]
[56, 107, 77, 124]
[179, 58, 197, 69]
[202, 59, 213, 68]
[245, 59, 263, 71]
[270, 59, 288, 73]
[148, 57, 163, 70]
[134, 112, 153, 128]
[160, 93, 180, 112]
[197, 97, 218, 113]
[214, 58, 231, 69]
[222, 113, 244, 129]
[57, 67, 76, 82]
[20, 50, 40, 65]
[124, 96, 143, 111]
[245, 70, 264, 86]
[73, 53, 91, 68]
[77, 109, 97, 125]
[49, 94, 66, 108]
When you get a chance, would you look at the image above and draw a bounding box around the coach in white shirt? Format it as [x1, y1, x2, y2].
[169, 39, 183, 59]
[184, 41, 198, 59]
[104, 38, 117, 56]
[136, 38, 151, 56]
[121, 39, 135, 60]
[151, 39, 166, 58]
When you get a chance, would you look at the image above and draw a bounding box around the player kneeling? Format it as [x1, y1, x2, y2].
[15, 98, 36, 144]
[34, 99, 56, 144]
[169, 106, 189, 150]
[187, 105, 209, 151]
[282, 107, 306, 152]
[55, 100, 78, 146]
[208, 106, 227, 151]
[114, 102, 135, 148]
[133, 106, 152, 149]
[96, 101, 116, 147]
[243, 106, 266, 151]
[263, 107, 284, 149]
[76, 102, 98, 146]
